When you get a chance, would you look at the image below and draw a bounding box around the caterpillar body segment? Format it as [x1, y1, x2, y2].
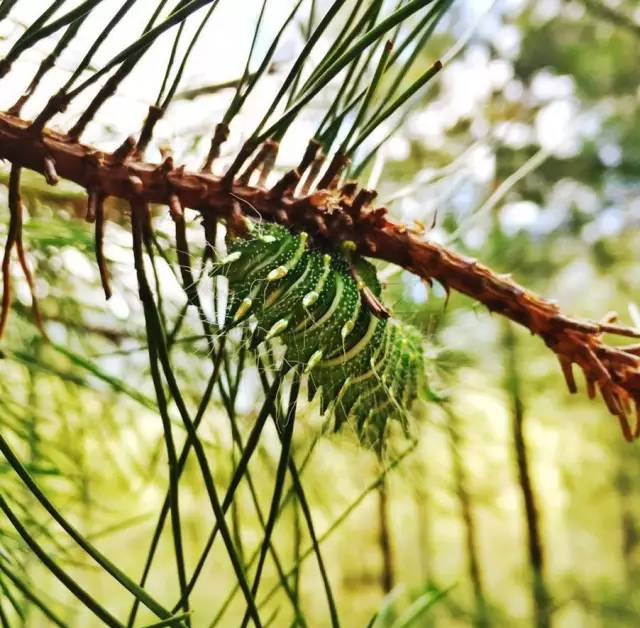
[212, 221, 425, 448]
[254, 252, 331, 349]
[331, 322, 398, 430]
[219, 225, 305, 327]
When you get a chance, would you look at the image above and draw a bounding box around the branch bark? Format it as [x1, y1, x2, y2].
[0, 111, 639, 438]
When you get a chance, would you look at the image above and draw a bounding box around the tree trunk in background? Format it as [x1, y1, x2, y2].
[378, 476, 394, 593]
[446, 411, 490, 628]
[616, 465, 640, 588]
[414, 476, 433, 584]
[503, 324, 552, 628]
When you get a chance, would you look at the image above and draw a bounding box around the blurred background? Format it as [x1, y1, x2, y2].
[1, 1, 640, 627]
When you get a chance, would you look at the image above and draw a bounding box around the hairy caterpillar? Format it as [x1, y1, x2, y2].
[212, 221, 425, 449]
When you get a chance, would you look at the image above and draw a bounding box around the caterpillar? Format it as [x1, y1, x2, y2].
[212, 220, 425, 449]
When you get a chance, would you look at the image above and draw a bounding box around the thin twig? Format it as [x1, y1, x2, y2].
[94, 193, 112, 299]
[1, 164, 46, 339]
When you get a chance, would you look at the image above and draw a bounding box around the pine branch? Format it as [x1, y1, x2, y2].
[0, 109, 639, 438]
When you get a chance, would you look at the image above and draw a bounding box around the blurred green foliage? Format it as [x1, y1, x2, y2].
[1, 1, 640, 627]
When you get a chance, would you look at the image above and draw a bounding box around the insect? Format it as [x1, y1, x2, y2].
[212, 220, 425, 449]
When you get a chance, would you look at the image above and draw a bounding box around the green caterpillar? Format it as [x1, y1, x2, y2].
[212, 220, 425, 449]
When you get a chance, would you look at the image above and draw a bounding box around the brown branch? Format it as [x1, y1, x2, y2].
[0, 111, 639, 438]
